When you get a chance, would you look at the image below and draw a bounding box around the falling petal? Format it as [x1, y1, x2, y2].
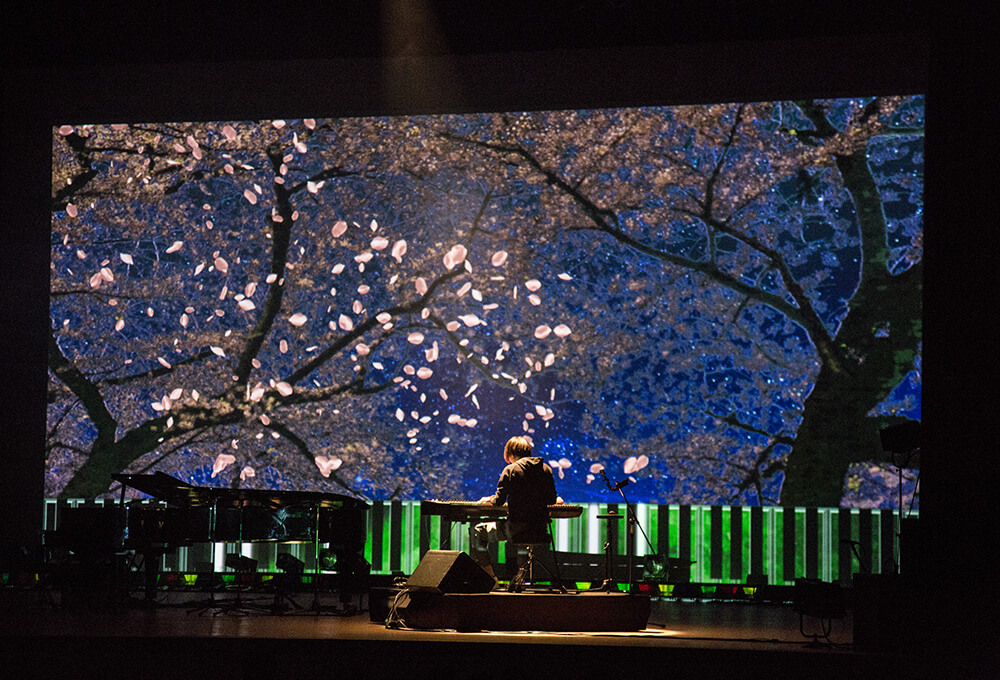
[338, 314, 354, 331]
[120, 253, 134, 265]
[445, 321, 460, 332]
[491, 251, 508, 267]
[553, 324, 572, 337]
[266, 273, 278, 284]
[212, 454, 236, 478]
[558, 272, 573, 281]
[407, 332, 425, 345]
[240, 466, 256, 482]
[115, 319, 125, 331]
[276, 382, 293, 396]
[544, 353, 555, 366]
[414, 277, 428, 295]
[238, 299, 256, 311]
[243, 189, 257, 205]
[528, 294, 541, 306]
[395, 409, 405, 422]
[67, 204, 78, 217]
[443, 244, 468, 270]
[624, 456, 639, 475]
[416, 367, 433, 379]
[314, 456, 343, 478]
[280, 339, 288, 353]
[459, 314, 482, 327]
[223, 125, 237, 141]
[376, 312, 392, 324]
[157, 357, 171, 368]
[332, 220, 348, 237]
[180, 313, 189, 328]
[391, 240, 407, 262]
[289, 313, 308, 327]
[245, 282, 257, 297]
[457, 282, 472, 297]
[534, 325, 552, 339]
[356, 343, 370, 356]
[100, 267, 114, 283]
[425, 342, 439, 362]
[558, 458, 571, 468]
[371, 237, 389, 250]
[525, 279, 542, 291]
[210, 346, 226, 357]
[354, 252, 374, 263]
[214, 257, 229, 274]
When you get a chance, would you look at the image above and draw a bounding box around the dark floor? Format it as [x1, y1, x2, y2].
[0, 585, 989, 680]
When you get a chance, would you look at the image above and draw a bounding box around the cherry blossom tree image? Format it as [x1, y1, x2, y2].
[48, 96, 922, 507]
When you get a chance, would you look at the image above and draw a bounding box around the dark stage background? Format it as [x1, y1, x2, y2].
[2, 0, 994, 667]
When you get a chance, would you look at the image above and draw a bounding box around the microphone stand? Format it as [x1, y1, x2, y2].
[597, 469, 656, 593]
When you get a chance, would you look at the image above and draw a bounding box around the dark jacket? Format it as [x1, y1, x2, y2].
[488, 456, 557, 542]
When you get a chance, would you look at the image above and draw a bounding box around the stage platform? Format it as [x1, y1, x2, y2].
[2, 584, 986, 680]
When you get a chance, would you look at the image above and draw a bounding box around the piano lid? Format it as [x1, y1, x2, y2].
[112, 472, 368, 509]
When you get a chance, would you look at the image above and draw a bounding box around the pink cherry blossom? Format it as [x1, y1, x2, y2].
[212, 454, 236, 478]
[314, 456, 343, 478]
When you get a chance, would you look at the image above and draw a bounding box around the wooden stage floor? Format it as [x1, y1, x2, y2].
[0, 586, 985, 679]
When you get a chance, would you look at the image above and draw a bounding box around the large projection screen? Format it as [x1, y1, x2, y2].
[47, 96, 922, 509]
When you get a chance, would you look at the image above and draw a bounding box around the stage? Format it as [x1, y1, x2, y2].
[1, 585, 976, 680]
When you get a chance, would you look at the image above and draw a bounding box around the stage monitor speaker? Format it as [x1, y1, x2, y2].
[407, 550, 494, 594]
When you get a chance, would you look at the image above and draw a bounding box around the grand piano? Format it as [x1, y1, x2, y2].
[47, 472, 369, 597]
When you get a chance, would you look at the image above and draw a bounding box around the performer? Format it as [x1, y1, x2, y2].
[472, 435, 562, 579]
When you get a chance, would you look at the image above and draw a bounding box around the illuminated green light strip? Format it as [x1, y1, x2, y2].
[43, 500, 916, 584]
